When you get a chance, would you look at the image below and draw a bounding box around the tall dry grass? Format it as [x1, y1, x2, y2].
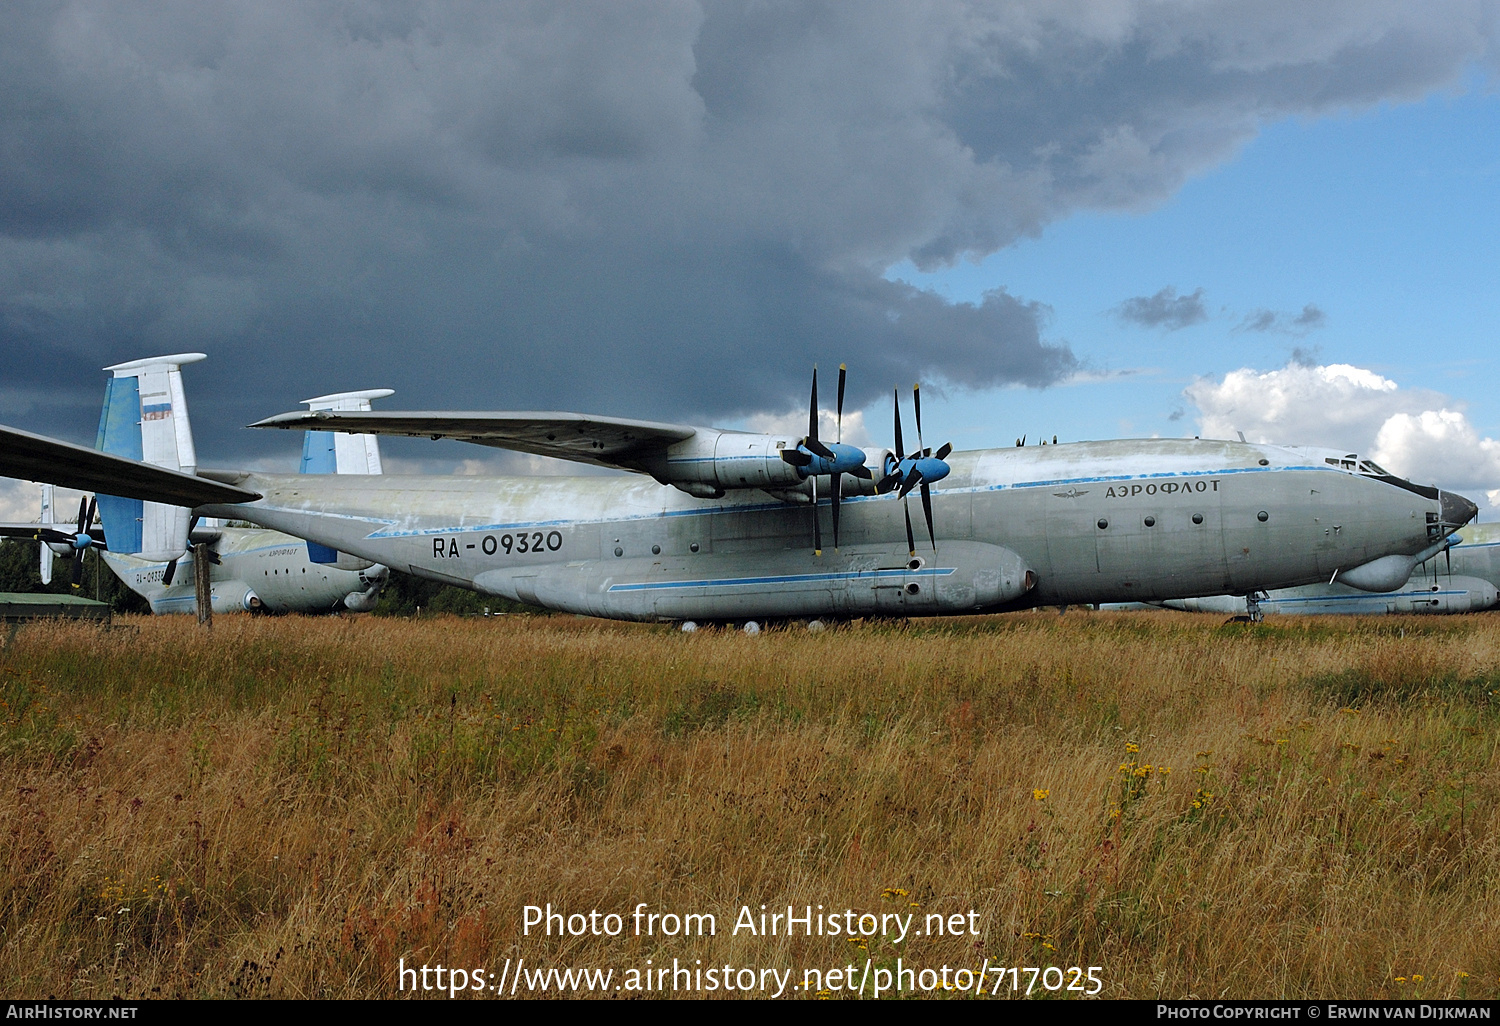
[0, 611, 1496, 999]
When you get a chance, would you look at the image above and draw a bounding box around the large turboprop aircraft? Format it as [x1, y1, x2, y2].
[1161, 572, 1498, 615]
[0, 356, 392, 615]
[0, 367, 1479, 622]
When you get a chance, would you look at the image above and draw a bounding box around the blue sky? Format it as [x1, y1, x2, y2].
[884, 78, 1500, 455]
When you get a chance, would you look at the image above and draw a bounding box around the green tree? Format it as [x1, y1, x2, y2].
[0, 539, 149, 612]
[372, 567, 539, 617]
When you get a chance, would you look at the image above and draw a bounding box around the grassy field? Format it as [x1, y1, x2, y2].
[1, 611, 1497, 1000]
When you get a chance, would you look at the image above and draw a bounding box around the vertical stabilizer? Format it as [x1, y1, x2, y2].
[95, 354, 206, 562]
[299, 389, 393, 475]
[299, 389, 392, 566]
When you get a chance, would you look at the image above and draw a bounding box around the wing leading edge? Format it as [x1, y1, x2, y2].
[0, 424, 261, 507]
[251, 410, 698, 474]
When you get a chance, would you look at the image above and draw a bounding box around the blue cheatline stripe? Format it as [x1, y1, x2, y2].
[269, 463, 1337, 538]
[607, 567, 955, 592]
[994, 464, 1326, 493]
[1264, 589, 1467, 606]
[108, 537, 351, 570]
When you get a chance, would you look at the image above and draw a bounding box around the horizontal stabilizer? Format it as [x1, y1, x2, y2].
[254, 410, 697, 473]
[0, 424, 261, 507]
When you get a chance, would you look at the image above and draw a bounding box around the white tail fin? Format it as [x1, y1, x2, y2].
[98, 353, 205, 562]
[299, 389, 393, 474]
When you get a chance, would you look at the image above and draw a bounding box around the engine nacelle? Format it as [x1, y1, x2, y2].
[343, 589, 380, 612]
[658, 430, 804, 496]
[152, 580, 262, 616]
[343, 563, 390, 612]
[656, 430, 889, 499]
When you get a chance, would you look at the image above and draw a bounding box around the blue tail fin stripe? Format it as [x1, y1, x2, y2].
[96, 375, 144, 554]
[300, 430, 338, 475]
[307, 542, 340, 564]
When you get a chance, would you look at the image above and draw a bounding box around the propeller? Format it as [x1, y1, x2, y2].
[779, 365, 873, 553]
[161, 515, 220, 587]
[68, 496, 99, 589]
[27, 490, 108, 586]
[876, 384, 952, 555]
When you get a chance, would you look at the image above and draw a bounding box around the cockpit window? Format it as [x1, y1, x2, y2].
[1323, 454, 1393, 476]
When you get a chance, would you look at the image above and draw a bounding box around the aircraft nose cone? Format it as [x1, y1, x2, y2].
[1441, 489, 1479, 529]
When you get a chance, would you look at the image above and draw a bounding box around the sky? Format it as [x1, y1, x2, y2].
[4, 2, 1500, 523]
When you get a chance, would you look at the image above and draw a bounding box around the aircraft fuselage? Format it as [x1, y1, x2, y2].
[103, 527, 381, 615]
[199, 438, 1458, 621]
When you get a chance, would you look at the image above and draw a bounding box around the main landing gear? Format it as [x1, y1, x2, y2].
[1227, 591, 1268, 624]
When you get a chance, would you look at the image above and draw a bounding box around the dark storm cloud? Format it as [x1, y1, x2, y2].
[1113, 287, 1208, 331]
[0, 2, 1494, 462]
[1236, 304, 1327, 337]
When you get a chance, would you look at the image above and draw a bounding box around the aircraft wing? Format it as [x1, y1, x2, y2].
[250, 410, 698, 473]
[0, 424, 262, 507]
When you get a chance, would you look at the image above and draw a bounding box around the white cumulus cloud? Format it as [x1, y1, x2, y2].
[1186, 362, 1500, 509]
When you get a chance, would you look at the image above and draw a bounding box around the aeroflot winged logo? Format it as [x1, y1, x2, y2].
[1052, 488, 1089, 499]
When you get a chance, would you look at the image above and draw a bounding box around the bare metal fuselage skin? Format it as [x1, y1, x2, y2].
[200, 439, 1452, 621]
[102, 527, 374, 615]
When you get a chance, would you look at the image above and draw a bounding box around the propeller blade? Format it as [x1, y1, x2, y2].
[836, 364, 847, 444]
[913, 383, 925, 455]
[848, 463, 873, 480]
[71, 548, 84, 588]
[809, 366, 819, 444]
[206, 549, 222, 566]
[161, 559, 179, 587]
[811, 474, 822, 556]
[831, 471, 842, 550]
[877, 471, 901, 494]
[76, 496, 88, 535]
[84, 495, 97, 533]
[903, 498, 916, 557]
[920, 480, 936, 552]
[935, 442, 952, 460]
[780, 448, 812, 468]
[892, 389, 905, 459]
